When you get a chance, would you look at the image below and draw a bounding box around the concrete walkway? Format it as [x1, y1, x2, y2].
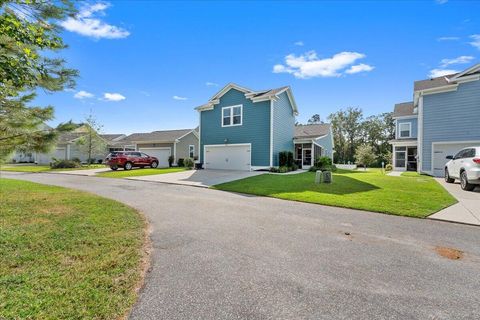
[52, 167, 111, 176]
[128, 169, 265, 187]
[429, 178, 480, 226]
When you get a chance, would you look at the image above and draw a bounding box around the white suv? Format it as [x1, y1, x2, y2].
[444, 147, 480, 191]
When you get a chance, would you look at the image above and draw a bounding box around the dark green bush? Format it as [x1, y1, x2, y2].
[50, 159, 81, 169]
[385, 164, 393, 171]
[314, 156, 332, 168]
[168, 155, 175, 167]
[71, 157, 81, 163]
[177, 158, 184, 167]
[279, 151, 294, 167]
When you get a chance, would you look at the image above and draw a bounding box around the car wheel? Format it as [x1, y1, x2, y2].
[444, 168, 455, 183]
[124, 162, 133, 171]
[460, 171, 475, 191]
[110, 166, 118, 171]
[151, 161, 158, 168]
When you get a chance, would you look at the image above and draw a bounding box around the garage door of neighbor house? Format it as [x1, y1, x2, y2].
[36, 148, 66, 164]
[138, 147, 171, 167]
[204, 144, 251, 171]
[432, 142, 480, 177]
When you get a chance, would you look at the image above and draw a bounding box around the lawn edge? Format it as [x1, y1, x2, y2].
[210, 186, 454, 219]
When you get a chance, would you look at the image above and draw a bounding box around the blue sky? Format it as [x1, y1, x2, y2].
[36, 0, 480, 134]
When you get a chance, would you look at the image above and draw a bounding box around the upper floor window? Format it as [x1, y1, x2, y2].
[222, 105, 242, 127]
[398, 122, 411, 138]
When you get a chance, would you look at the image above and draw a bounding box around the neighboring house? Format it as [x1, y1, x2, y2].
[195, 83, 334, 171]
[10, 126, 126, 164]
[122, 128, 199, 167]
[390, 63, 480, 176]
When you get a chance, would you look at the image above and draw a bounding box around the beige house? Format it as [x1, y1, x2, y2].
[122, 128, 199, 167]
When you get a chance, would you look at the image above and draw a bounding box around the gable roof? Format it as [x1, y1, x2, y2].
[123, 129, 195, 143]
[100, 134, 126, 142]
[393, 102, 416, 118]
[414, 63, 480, 91]
[196, 83, 298, 115]
[294, 123, 331, 139]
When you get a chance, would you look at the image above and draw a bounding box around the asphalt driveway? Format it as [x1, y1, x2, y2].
[127, 169, 265, 187]
[3, 172, 480, 319]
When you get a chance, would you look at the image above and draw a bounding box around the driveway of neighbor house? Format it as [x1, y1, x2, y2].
[3, 171, 480, 319]
[127, 169, 265, 187]
[52, 167, 111, 176]
[429, 178, 480, 226]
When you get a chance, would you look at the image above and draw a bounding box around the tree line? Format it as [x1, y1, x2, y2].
[305, 108, 395, 166]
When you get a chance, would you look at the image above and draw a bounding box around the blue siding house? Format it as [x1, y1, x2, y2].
[196, 83, 334, 171]
[390, 63, 480, 176]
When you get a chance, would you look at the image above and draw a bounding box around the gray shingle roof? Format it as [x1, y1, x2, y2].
[100, 134, 125, 142]
[393, 102, 416, 117]
[294, 124, 331, 139]
[124, 129, 194, 143]
[249, 86, 289, 99]
[414, 73, 457, 91]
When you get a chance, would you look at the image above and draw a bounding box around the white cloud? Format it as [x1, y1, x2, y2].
[294, 41, 304, 46]
[345, 63, 375, 74]
[74, 90, 94, 99]
[428, 68, 458, 78]
[435, 0, 448, 4]
[173, 95, 188, 101]
[103, 92, 126, 101]
[470, 34, 480, 50]
[205, 82, 219, 87]
[437, 36, 460, 41]
[60, 2, 130, 39]
[440, 55, 475, 67]
[273, 51, 373, 78]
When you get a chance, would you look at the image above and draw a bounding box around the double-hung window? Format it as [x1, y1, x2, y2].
[398, 123, 411, 138]
[222, 105, 242, 127]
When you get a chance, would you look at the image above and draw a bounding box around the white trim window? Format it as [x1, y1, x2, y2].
[188, 145, 195, 158]
[222, 105, 242, 127]
[398, 122, 411, 138]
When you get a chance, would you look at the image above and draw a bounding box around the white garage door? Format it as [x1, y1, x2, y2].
[432, 142, 480, 177]
[204, 144, 251, 171]
[36, 148, 66, 164]
[138, 148, 171, 167]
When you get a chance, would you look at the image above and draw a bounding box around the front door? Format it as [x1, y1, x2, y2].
[302, 148, 312, 169]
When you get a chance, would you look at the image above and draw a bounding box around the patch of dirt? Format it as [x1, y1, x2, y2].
[435, 246, 463, 260]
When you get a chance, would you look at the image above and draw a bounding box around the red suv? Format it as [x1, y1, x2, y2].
[105, 151, 159, 170]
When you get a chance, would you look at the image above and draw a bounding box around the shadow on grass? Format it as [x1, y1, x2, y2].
[216, 172, 379, 196]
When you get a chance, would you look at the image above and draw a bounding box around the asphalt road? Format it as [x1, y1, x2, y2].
[3, 172, 480, 320]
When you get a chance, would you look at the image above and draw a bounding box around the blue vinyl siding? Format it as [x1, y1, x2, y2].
[422, 79, 480, 172]
[272, 92, 295, 166]
[396, 118, 418, 139]
[315, 131, 334, 159]
[200, 88, 271, 166]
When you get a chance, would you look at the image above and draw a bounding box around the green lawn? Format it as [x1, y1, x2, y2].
[96, 167, 186, 178]
[0, 164, 105, 172]
[0, 179, 146, 319]
[214, 169, 456, 218]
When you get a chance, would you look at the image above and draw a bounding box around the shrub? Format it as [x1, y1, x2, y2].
[286, 152, 294, 167]
[97, 159, 103, 164]
[269, 167, 279, 173]
[314, 156, 332, 169]
[177, 158, 184, 167]
[168, 155, 175, 167]
[309, 164, 336, 172]
[183, 157, 194, 169]
[71, 157, 81, 163]
[385, 164, 393, 171]
[50, 159, 81, 169]
[278, 166, 289, 173]
[279, 151, 287, 167]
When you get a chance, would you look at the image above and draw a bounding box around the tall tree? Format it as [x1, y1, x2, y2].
[328, 107, 363, 163]
[0, 0, 78, 161]
[75, 113, 106, 164]
[355, 144, 376, 170]
[307, 114, 322, 124]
